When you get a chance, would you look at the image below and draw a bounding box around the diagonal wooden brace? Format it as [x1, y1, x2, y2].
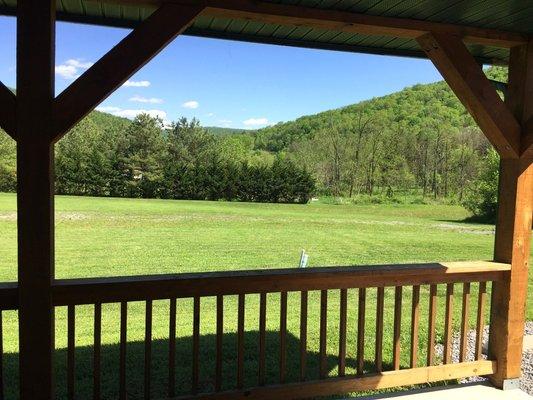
[417, 32, 522, 159]
[0, 81, 16, 140]
[51, 3, 203, 142]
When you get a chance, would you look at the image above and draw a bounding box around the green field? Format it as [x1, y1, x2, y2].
[0, 193, 531, 399]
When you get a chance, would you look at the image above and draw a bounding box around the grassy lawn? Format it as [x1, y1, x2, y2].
[0, 192, 531, 399]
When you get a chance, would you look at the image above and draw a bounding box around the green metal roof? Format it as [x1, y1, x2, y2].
[1, 0, 532, 64]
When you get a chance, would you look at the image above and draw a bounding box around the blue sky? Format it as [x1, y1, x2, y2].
[0, 16, 443, 129]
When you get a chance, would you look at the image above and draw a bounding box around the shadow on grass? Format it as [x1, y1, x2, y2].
[437, 216, 495, 225]
[3, 331, 393, 400]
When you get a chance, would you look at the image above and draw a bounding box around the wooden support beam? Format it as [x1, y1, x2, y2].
[114, 0, 527, 48]
[517, 42, 533, 161]
[52, 3, 203, 141]
[417, 32, 522, 159]
[523, 120, 533, 154]
[16, 1, 56, 399]
[489, 42, 533, 387]
[0, 81, 16, 140]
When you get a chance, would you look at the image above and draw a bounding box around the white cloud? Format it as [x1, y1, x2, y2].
[123, 80, 151, 88]
[243, 117, 270, 127]
[182, 100, 199, 109]
[206, 112, 215, 117]
[129, 95, 163, 104]
[55, 58, 94, 80]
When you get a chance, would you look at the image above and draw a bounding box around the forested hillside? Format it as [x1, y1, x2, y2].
[253, 67, 506, 204]
[0, 68, 506, 213]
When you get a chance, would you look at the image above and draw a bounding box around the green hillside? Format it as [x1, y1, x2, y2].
[249, 68, 506, 203]
[205, 126, 248, 136]
[0, 68, 507, 212]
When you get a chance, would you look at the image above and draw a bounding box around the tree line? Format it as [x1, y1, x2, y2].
[52, 114, 314, 204]
[0, 67, 507, 217]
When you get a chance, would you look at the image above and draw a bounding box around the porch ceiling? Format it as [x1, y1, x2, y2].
[1, 1, 532, 64]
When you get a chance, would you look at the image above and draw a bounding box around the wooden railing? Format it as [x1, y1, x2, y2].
[0, 261, 510, 399]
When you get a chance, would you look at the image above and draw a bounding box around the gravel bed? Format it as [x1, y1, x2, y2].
[434, 321, 533, 395]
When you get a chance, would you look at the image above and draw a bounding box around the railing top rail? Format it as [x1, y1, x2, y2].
[0, 282, 19, 310]
[49, 261, 509, 306]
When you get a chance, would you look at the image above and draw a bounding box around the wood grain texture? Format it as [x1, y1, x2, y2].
[319, 290, 328, 379]
[375, 287, 384, 373]
[279, 291, 287, 384]
[417, 32, 521, 159]
[410, 285, 420, 368]
[393, 287, 402, 370]
[444, 284, 454, 364]
[258, 293, 266, 386]
[489, 42, 533, 387]
[338, 289, 347, 377]
[357, 288, 366, 375]
[427, 284, 438, 366]
[16, 2, 56, 399]
[299, 291, 308, 382]
[460, 283, 471, 363]
[51, 261, 509, 306]
[476, 282, 487, 361]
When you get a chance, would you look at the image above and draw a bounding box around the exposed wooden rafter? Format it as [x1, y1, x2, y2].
[0, 81, 16, 140]
[417, 32, 522, 159]
[52, 2, 203, 142]
[110, 0, 528, 48]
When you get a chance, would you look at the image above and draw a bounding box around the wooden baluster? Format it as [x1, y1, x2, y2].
[216, 295, 223, 392]
[0, 311, 3, 400]
[168, 298, 176, 398]
[375, 287, 384, 373]
[444, 283, 454, 364]
[319, 290, 328, 379]
[410, 285, 420, 368]
[460, 283, 471, 362]
[338, 289, 347, 377]
[393, 286, 403, 370]
[258, 293, 266, 386]
[93, 303, 102, 400]
[237, 294, 245, 389]
[357, 288, 366, 375]
[427, 284, 437, 366]
[192, 297, 200, 395]
[68, 305, 75, 400]
[300, 291, 308, 382]
[144, 300, 152, 400]
[280, 291, 287, 383]
[119, 302, 127, 400]
[475, 282, 487, 360]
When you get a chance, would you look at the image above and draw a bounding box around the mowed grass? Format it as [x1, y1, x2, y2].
[0, 192, 531, 399]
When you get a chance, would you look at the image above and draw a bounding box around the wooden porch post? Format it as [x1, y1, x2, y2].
[417, 33, 532, 388]
[489, 42, 533, 388]
[16, 0, 56, 398]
